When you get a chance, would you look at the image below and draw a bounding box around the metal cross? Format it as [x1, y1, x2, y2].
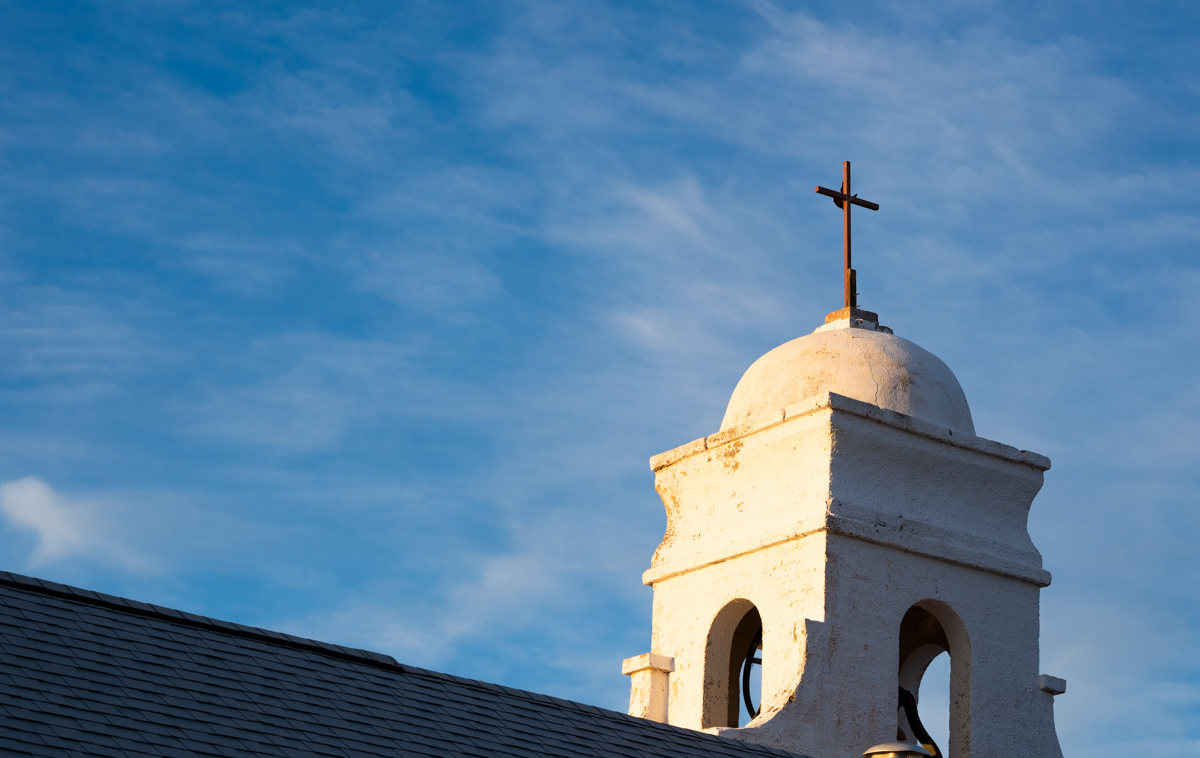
[815, 161, 879, 309]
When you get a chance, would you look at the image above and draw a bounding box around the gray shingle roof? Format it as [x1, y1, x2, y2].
[0, 571, 805, 758]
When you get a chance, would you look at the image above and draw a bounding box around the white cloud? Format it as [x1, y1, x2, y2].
[0, 477, 87, 564]
[0, 476, 146, 570]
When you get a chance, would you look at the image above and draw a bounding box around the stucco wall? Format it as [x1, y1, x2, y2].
[638, 393, 1064, 758]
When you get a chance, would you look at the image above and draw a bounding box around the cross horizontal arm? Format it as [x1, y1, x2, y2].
[814, 185, 880, 211]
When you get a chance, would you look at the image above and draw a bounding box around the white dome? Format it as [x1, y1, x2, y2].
[720, 325, 975, 435]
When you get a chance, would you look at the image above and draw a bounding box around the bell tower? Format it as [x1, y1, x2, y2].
[622, 308, 1066, 758]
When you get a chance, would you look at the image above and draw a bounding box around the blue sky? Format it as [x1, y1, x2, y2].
[1, 1, 1198, 755]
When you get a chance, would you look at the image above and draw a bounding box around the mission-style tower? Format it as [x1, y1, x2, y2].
[622, 164, 1066, 758]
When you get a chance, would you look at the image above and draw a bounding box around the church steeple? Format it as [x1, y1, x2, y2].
[623, 308, 1066, 758]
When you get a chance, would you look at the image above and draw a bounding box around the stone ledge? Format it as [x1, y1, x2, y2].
[822, 393, 1051, 471]
[648, 392, 1050, 473]
[824, 513, 1052, 587]
[643, 519, 826, 585]
[649, 436, 707, 472]
[642, 507, 1052, 588]
[621, 652, 675, 675]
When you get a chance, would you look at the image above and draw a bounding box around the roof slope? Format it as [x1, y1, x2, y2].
[0, 571, 804, 758]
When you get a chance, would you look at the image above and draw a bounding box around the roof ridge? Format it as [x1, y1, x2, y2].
[0, 570, 588, 699]
[0, 570, 407, 666]
[0, 570, 806, 757]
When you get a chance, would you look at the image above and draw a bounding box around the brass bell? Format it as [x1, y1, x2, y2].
[862, 742, 932, 758]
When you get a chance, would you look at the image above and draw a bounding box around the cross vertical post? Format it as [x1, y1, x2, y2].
[815, 161, 879, 310]
[842, 161, 853, 308]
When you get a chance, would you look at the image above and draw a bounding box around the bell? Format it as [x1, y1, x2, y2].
[862, 742, 933, 758]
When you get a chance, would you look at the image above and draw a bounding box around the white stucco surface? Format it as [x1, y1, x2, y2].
[720, 324, 975, 436]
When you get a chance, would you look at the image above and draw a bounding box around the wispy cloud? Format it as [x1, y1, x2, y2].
[275, 506, 647, 693]
[0, 477, 148, 571]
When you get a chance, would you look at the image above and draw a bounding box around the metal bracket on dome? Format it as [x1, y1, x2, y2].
[817, 306, 893, 334]
[826, 306, 880, 325]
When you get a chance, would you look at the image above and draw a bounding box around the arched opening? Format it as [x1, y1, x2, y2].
[897, 602, 971, 758]
[702, 599, 763, 729]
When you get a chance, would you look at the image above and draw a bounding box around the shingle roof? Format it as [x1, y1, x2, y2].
[0, 571, 805, 758]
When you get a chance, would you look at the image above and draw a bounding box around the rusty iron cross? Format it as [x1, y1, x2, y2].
[815, 161, 879, 309]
